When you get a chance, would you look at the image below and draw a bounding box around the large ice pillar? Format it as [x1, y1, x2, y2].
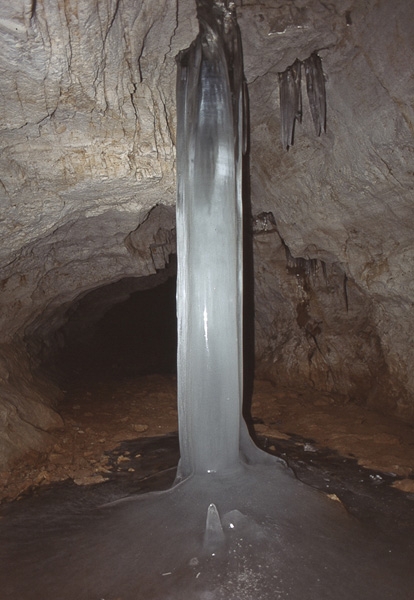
[176, 0, 245, 477]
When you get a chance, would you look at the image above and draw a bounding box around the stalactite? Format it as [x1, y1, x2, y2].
[251, 211, 278, 234]
[278, 59, 302, 150]
[284, 242, 318, 277]
[304, 52, 326, 137]
[278, 52, 326, 149]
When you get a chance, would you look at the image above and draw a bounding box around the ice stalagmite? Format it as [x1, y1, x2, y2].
[176, 0, 246, 477]
[203, 503, 225, 555]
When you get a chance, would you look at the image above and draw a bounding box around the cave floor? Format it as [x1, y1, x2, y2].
[1, 373, 414, 600]
[1, 373, 414, 505]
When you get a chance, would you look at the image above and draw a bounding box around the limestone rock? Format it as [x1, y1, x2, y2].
[392, 479, 414, 493]
[245, 0, 414, 420]
[0, 344, 63, 467]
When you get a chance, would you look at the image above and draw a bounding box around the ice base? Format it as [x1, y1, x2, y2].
[78, 462, 404, 600]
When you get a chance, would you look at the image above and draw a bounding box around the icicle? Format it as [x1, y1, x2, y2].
[278, 59, 302, 150]
[304, 52, 326, 137]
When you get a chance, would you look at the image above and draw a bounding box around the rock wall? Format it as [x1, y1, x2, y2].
[0, 0, 195, 343]
[252, 219, 397, 415]
[0, 0, 193, 466]
[0, 0, 413, 466]
[243, 0, 414, 420]
[0, 343, 63, 467]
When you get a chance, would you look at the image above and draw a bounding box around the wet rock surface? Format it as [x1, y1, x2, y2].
[2, 374, 414, 505]
[2, 429, 413, 542]
[1, 373, 413, 599]
[1, 419, 413, 599]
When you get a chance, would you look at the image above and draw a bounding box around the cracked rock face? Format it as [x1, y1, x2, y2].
[0, 0, 413, 466]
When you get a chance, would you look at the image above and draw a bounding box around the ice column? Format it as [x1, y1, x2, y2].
[176, 0, 244, 477]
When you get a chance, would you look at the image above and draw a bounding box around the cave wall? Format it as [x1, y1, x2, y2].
[0, 0, 192, 467]
[0, 0, 194, 343]
[243, 0, 414, 419]
[0, 0, 413, 466]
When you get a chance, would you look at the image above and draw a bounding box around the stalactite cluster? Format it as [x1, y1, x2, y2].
[278, 52, 326, 150]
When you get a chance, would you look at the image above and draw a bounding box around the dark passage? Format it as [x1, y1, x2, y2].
[85, 277, 177, 377]
[50, 266, 177, 383]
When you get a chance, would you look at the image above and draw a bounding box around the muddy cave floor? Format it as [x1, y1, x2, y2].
[2, 372, 414, 504]
[1, 370, 414, 598]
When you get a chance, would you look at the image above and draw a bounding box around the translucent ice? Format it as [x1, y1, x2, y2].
[204, 503, 225, 555]
[175, 0, 272, 477]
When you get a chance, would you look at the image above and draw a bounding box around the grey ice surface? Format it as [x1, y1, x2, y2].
[175, 0, 246, 477]
[1, 465, 412, 600]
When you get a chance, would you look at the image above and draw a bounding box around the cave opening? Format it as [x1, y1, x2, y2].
[31, 258, 180, 447]
[48, 260, 178, 387]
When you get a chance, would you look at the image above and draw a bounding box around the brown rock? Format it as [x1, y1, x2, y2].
[392, 479, 414, 493]
[73, 474, 109, 486]
[132, 424, 149, 433]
